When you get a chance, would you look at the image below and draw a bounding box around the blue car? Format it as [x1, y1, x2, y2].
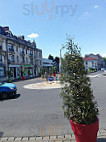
[0, 82, 17, 100]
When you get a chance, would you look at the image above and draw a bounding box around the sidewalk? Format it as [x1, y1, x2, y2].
[0, 130, 106, 142]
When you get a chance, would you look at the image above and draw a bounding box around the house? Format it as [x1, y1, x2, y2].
[0, 26, 42, 81]
[83, 57, 98, 70]
[84, 54, 105, 70]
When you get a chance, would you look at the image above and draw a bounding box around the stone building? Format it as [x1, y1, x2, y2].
[0, 26, 42, 81]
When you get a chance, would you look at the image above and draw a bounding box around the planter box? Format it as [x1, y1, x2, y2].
[70, 119, 99, 142]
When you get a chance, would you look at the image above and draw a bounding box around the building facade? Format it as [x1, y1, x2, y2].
[0, 26, 42, 81]
[42, 58, 53, 73]
[83, 57, 98, 70]
[84, 54, 105, 70]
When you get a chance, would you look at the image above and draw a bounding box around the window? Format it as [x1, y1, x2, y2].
[9, 55, 15, 62]
[0, 66, 5, 77]
[8, 44, 14, 52]
[17, 56, 19, 62]
[16, 46, 18, 52]
[86, 61, 88, 65]
[26, 57, 28, 63]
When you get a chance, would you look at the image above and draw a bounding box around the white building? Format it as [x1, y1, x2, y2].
[83, 57, 98, 70]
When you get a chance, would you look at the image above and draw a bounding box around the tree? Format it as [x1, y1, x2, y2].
[54, 57, 59, 72]
[48, 54, 54, 60]
[60, 38, 99, 125]
[54, 57, 59, 64]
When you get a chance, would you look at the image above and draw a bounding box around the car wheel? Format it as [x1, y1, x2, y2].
[1, 92, 8, 100]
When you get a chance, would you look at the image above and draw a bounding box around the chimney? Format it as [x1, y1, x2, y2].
[4, 26, 9, 31]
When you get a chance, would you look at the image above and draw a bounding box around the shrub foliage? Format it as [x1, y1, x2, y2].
[60, 38, 99, 125]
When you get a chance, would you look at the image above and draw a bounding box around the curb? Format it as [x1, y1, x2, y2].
[0, 131, 106, 142]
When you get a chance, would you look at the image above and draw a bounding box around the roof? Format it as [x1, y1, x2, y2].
[83, 57, 97, 61]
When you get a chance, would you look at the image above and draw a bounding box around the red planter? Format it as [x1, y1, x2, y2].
[22, 76, 25, 80]
[70, 119, 99, 142]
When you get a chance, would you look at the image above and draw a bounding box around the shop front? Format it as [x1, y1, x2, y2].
[0, 63, 6, 81]
[9, 65, 20, 79]
[24, 65, 34, 77]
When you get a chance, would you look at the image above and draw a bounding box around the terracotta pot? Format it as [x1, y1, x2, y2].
[70, 118, 99, 142]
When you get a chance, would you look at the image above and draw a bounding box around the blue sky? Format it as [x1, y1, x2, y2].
[0, 0, 106, 58]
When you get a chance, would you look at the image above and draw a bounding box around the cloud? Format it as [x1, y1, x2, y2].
[27, 33, 39, 38]
[94, 5, 99, 9]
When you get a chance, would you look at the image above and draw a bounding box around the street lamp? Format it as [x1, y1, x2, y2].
[59, 46, 65, 73]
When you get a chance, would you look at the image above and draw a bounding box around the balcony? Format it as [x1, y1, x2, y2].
[8, 59, 15, 63]
[30, 61, 33, 64]
[0, 45, 6, 52]
[20, 51, 25, 55]
[9, 48, 14, 53]
[29, 52, 33, 57]
[21, 61, 25, 64]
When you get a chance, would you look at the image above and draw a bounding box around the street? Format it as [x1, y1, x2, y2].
[0, 73, 106, 137]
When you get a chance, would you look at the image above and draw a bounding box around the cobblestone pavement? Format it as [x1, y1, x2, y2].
[0, 131, 106, 142]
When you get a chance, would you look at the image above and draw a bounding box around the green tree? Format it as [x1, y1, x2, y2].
[60, 38, 99, 125]
[48, 54, 54, 60]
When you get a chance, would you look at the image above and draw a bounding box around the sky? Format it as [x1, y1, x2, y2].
[0, 0, 106, 58]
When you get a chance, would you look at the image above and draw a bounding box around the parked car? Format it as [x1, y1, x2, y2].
[0, 82, 17, 100]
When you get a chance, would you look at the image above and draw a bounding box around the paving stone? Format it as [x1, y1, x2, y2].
[70, 140, 76, 142]
[43, 136, 50, 140]
[8, 137, 15, 141]
[54, 140, 62, 142]
[29, 137, 36, 141]
[36, 137, 43, 141]
[15, 137, 22, 141]
[100, 129, 106, 135]
[57, 135, 64, 139]
[50, 136, 57, 140]
[71, 134, 75, 139]
[0, 137, 8, 141]
[22, 137, 29, 141]
[65, 135, 72, 139]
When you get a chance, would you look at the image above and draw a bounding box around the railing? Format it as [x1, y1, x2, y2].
[9, 48, 14, 52]
[8, 60, 15, 63]
[20, 51, 25, 55]
[30, 62, 33, 64]
[29, 53, 33, 56]
[21, 61, 25, 64]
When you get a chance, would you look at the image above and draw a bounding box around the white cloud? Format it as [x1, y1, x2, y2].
[94, 5, 99, 9]
[27, 33, 39, 38]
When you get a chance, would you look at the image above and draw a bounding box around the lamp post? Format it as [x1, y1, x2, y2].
[59, 46, 65, 73]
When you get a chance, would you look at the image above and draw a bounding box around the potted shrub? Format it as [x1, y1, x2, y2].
[7, 70, 12, 83]
[60, 38, 99, 142]
[52, 66, 56, 77]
